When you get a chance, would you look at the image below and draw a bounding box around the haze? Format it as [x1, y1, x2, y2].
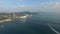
[0, 0, 60, 13]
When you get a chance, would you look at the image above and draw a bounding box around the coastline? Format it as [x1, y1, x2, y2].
[0, 19, 12, 23]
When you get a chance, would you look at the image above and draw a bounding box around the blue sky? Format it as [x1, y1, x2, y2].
[0, 0, 60, 12]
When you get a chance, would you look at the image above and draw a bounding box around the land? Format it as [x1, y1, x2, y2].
[0, 11, 38, 22]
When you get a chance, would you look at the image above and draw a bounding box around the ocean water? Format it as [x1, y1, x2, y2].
[0, 14, 58, 34]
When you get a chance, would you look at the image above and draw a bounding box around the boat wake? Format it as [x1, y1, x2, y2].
[48, 24, 60, 34]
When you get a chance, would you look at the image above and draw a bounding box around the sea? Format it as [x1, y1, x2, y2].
[0, 13, 59, 34]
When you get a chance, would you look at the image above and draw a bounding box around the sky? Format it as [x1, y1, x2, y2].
[0, 0, 60, 12]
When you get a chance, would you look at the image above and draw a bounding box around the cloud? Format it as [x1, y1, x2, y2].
[0, 2, 32, 12]
[13, 5, 32, 12]
[2, 5, 32, 13]
[39, 1, 60, 12]
[0, 0, 60, 13]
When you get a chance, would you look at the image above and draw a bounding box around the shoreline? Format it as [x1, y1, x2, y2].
[0, 19, 12, 23]
[0, 15, 32, 23]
